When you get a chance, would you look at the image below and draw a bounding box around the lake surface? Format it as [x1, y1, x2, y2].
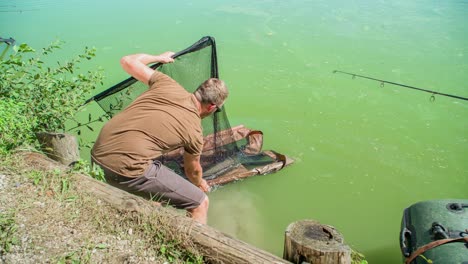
[2, 1, 467, 263]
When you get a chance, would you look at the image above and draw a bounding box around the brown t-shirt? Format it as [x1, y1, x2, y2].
[91, 71, 203, 177]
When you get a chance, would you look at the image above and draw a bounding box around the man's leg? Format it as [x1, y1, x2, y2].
[119, 161, 208, 223]
[92, 159, 209, 223]
[188, 196, 209, 224]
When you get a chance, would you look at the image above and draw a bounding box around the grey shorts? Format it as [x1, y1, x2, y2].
[94, 159, 206, 210]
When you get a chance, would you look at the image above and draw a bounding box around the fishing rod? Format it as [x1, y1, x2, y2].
[333, 70, 468, 102]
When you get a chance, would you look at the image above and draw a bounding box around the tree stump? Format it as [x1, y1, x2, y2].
[283, 220, 351, 264]
[36, 132, 79, 166]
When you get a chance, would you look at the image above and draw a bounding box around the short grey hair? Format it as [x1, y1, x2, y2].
[194, 78, 228, 106]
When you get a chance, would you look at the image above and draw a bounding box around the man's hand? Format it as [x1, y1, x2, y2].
[156, 51, 175, 64]
[120, 51, 176, 85]
[198, 179, 211, 193]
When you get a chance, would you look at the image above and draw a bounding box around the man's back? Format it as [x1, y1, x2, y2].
[92, 71, 203, 177]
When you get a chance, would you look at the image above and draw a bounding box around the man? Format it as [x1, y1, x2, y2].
[91, 51, 228, 224]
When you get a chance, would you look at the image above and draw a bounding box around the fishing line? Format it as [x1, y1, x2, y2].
[333, 70, 468, 102]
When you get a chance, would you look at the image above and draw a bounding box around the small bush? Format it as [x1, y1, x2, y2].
[0, 98, 34, 152]
[0, 41, 104, 151]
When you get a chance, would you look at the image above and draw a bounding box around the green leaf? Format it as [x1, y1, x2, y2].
[95, 243, 107, 249]
[18, 43, 35, 53]
[64, 196, 77, 202]
[61, 179, 69, 193]
[11, 236, 19, 245]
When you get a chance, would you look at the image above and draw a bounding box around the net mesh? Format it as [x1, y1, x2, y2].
[90, 36, 277, 180]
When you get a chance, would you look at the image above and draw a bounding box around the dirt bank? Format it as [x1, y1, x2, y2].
[0, 152, 202, 263]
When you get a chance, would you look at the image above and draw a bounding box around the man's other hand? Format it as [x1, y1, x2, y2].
[198, 179, 211, 193]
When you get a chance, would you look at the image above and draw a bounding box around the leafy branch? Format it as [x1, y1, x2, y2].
[0, 41, 105, 151]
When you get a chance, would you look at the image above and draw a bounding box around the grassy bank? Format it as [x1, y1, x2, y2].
[0, 152, 203, 263]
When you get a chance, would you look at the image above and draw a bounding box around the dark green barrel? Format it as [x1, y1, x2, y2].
[400, 199, 468, 264]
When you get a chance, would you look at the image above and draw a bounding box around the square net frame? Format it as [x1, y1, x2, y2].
[86, 36, 276, 180]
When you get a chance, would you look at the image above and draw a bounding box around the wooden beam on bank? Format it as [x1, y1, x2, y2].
[22, 152, 290, 264]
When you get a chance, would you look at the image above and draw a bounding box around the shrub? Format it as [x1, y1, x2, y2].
[0, 41, 104, 151]
[0, 99, 34, 152]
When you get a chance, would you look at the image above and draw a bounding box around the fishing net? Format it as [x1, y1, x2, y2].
[88, 36, 290, 184]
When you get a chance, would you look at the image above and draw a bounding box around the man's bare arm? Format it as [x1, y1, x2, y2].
[184, 152, 210, 192]
[120, 51, 175, 85]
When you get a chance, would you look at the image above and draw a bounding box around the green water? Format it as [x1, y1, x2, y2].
[3, 1, 467, 263]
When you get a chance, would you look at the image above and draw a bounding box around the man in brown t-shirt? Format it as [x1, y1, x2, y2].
[91, 51, 228, 224]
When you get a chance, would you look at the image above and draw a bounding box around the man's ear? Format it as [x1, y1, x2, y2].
[207, 103, 217, 112]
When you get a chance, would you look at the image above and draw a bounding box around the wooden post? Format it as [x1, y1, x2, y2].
[36, 132, 80, 166]
[283, 220, 351, 264]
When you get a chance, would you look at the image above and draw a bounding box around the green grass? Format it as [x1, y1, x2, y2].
[352, 249, 369, 264]
[0, 209, 19, 255]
